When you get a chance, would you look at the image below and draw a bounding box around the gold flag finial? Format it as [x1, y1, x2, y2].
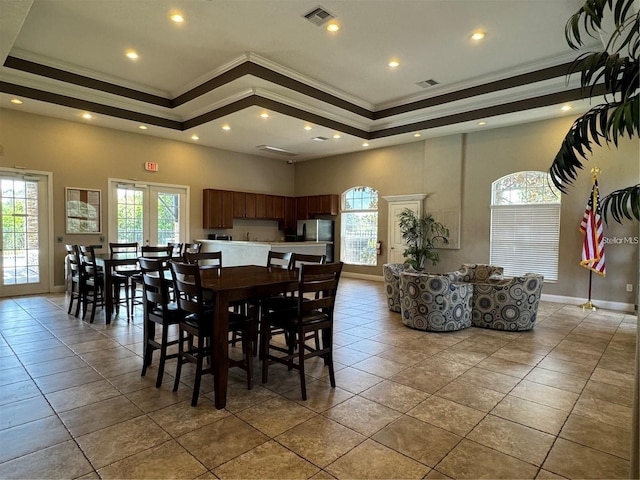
[590, 166, 601, 180]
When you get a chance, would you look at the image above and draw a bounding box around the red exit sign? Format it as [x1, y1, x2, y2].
[144, 162, 158, 172]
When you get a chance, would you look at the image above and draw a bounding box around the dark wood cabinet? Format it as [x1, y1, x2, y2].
[233, 191, 246, 218]
[307, 194, 339, 216]
[264, 195, 275, 219]
[203, 189, 234, 229]
[255, 194, 266, 219]
[245, 193, 256, 218]
[295, 196, 309, 220]
[272, 195, 285, 220]
[280, 196, 297, 230]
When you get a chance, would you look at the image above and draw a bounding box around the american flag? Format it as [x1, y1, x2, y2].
[579, 180, 606, 276]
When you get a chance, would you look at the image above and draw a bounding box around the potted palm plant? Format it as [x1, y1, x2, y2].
[397, 208, 449, 269]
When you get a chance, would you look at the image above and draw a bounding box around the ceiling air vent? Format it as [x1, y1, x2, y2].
[416, 79, 439, 88]
[256, 145, 298, 157]
[302, 6, 335, 26]
[311, 136, 329, 142]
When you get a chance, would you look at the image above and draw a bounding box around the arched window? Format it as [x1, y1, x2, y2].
[490, 171, 561, 281]
[341, 186, 378, 266]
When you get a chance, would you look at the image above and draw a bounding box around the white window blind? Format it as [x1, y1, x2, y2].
[490, 204, 560, 281]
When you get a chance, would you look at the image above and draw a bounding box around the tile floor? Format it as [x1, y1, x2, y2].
[0, 277, 637, 479]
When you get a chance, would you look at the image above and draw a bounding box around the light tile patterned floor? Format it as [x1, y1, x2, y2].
[0, 278, 636, 479]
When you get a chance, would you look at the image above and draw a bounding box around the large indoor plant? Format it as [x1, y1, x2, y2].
[398, 208, 449, 269]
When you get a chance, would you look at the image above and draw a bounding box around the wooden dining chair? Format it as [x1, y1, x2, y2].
[168, 242, 183, 259]
[260, 262, 343, 400]
[184, 251, 221, 268]
[182, 242, 202, 260]
[65, 244, 83, 317]
[267, 251, 293, 270]
[78, 245, 105, 323]
[141, 244, 173, 259]
[170, 261, 256, 406]
[109, 242, 139, 319]
[139, 257, 183, 388]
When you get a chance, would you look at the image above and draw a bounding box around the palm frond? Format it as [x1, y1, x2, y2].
[601, 185, 640, 222]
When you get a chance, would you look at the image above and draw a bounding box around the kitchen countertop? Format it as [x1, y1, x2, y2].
[197, 239, 332, 246]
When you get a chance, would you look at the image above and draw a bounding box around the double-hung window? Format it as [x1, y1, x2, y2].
[340, 186, 378, 266]
[490, 171, 561, 281]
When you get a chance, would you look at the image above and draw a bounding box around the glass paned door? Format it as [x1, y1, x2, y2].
[0, 173, 50, 297]
[111, 182, 186, 246]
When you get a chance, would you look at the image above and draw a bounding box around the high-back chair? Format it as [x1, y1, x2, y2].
[168, 242, 184, 259]
[139, 257, 183, 387]
[267, 251, 293, 270]
[109, 242, 140, 319]
[290, 253, 326, 269]
[78, 245, 105, 322]
[184, 251, 221, 269]
[182, 242, 202, 260]
[260, 262, 343, 400]
[170, 261, 255, 406]
[141, 245, 173, 259]
[65, 244, 82, 317]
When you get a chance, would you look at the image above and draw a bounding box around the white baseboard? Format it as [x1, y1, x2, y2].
[541, 293, 636, 314]
[342, 272, 384, 282]
[52, 285, 67, 293]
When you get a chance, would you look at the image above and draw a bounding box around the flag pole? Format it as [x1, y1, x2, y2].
[580, 167, 601, 311]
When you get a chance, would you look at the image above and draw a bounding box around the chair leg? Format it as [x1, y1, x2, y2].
[67, 284, 74, 314]
[298, 330, 307, 401]
[173, 331, 184, 393]
[260, 322, 270, 384]
[191, 335, 205, 407]
[242, 324, 253, 390]
[141, 320, 156, 377]
[156, 324, 169, 388]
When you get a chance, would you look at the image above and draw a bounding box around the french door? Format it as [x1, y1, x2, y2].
[0, 170, 51, 297]
[109, 180, 188, 246]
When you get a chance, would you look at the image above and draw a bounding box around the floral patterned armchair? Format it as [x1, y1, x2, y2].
[383, 263, 416, 312]
[399, 272, 473, 332]
[471, 273, 544, 331]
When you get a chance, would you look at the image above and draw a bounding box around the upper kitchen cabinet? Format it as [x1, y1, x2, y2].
[295, 196, 309, 220]
[233, 191, 246, 218]
[307, 194, 339, 216]
[203, 189, 234, 229]
[272, 195, 285, 220]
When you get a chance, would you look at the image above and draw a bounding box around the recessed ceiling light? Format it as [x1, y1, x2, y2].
[478, 121, 487, 126]
[222, 124, 231, 131]
[82, 113, 93, 120]
[190, 134, 199, 140]
[139, 125, 148, 130]
[260, 112, 270, 119]
[333, 133, 341, 139]
[326, 22, 339, 32]
[170, 12, 184, 23]
[304, 125, 312, 131]
[561, 105, 572, 111]
[471, 31, 485, 41]
[388, 60, 400, 68]
[362, 142, 370, 147]
[10, 98, 23, 104]
[413, 133, 421, 138]
[125, 49, 139, 60]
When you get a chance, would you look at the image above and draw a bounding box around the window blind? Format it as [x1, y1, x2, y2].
[490, 204, 560, 281]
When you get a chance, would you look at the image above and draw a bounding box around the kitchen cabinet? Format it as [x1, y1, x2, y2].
[245, 193, 256, 218]
[203, 189, 234, 229]
[233, 191, 246, 218]
[255, 194, 266, 218]
[264, 195, 275, 219]
[279, 196, 297, 230]
[295, 196, 309, 220]
[272, 195, 285, 220]
[308, 194, 339, 216]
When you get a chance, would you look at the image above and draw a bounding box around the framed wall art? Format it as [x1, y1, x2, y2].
[65, 187, 102, 234]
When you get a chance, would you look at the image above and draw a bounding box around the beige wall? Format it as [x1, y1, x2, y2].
[1, 108, 638, 306]
[0, 109, 295, 285]
[295, 115, 639, 306]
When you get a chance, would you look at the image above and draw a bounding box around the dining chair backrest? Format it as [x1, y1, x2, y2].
[183, 243, 202, 256]
[78, 245, 100, 278]
[184, 251, 222, 268]
[168, 242, 183, 258]
[291, 253, 326, 270]
[267, 251, 293, 270]
[170, 261, 206, 316]
[109, 242, 138, 256]
[141, 245, 173, 259]
[65, 244, 81, 275]
[295, 262, 343, 316]
[139, 257, 173, 311]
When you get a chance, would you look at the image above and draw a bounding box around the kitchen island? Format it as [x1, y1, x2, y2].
[196, 240, 332, 266]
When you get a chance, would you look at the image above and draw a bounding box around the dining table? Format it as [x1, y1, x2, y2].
[96, 251, 170, 323]
[199, 265, 299, 409]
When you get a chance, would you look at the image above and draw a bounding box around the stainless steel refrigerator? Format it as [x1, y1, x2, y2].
[297, 219, 334, 261]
